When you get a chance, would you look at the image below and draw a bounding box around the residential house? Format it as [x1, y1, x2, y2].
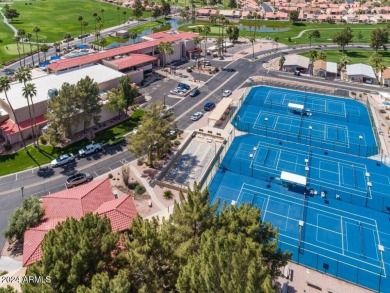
[346, 63, 377, 84]
[283, 54, 310, 73]
[313, 60, 338, 79]
[22, 178, 138, 266]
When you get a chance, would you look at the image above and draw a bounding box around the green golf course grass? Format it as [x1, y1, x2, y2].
[179, 20, 385, 44]
[300, 49, 390, 67]
[0, 109, 144, 176]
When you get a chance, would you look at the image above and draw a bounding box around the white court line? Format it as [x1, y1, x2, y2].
[242, 183, 377, 224]
[266, 210, 289, 231]
[275, 149, 282, 171]
[279, 239, 383, 273]
[262, 194, 271, 221]
[338, 162, 341, 186]
[257, 139, 367, 168]
[341, 216, 344, 255]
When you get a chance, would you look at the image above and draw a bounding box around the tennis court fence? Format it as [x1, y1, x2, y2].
[366, 98, 382, 154]
[256, 96, 368, 125]
[233, 119, 378, 157]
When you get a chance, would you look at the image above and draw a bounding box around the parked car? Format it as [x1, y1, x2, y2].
[191, 112, 203, 121]
[189, 88, 200, 97]
[51, 154, 75, 168]
[365, 79, 373, 84]
[204, 101, 216, 111]
[170, 87, 184, 94]
[78, 143, 103, 157]
[161, 107, 174, 118]
[178, 82, 190, 90]
[65, 172, 93, 188]
[222, 90, 232, 97]
[294, 71, 301, 76]
[202, 60, 211, 66]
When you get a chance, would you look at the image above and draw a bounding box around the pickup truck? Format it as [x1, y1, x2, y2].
[78, 143, 103, 157]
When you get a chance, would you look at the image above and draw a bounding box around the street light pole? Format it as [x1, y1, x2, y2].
[163, 93, 166, 108]
[358, 135, 364, 156]
[21, 187, 24, 199]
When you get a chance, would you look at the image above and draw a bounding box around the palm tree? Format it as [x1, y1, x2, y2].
[317, 50, 326, 61]
[93, 12, 98, 31]
[15, 67, 36, 146]
[279, 56, 286, 71]
[339, 54, 351, 78]
[26, 33, 35, 66]
[100, 9, 105, 28]
[376, 63, 386, 85]
[53, 42, 60, 55]
[122, 11, 127, 28]
[82, 21, 89, 43]
[64, 33, 72, 52]
[129, 32, 137, 44]
[0, 77, 27, 150]
[13, 36, 22, 67]
[157, 41, 174, 68]
[369, 52, 383, 69]
[99, 37, 107, 50]
[308, 50, 318, 75]
[17, 29, 26, 66]
[117, 6, 121, 25]
[77, 16, 83, 43]
[274, 36, 280, 51]
[22, 83, 39, 147]
[203, 26, 211, 65]
[249, 36, 256, 60]
[33, 26, 41, 63]
[40, 44, 49, 61]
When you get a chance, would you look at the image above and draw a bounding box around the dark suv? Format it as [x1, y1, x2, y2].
[189, 88, 200, 97]
[204, 101, 216, 111]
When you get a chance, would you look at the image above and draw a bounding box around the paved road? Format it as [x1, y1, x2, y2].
[261, 3, 274, 12]
[1, 41, 389, 249]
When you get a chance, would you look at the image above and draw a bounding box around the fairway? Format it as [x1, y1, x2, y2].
[180, 20, 385, 44]
[3, 0, 144, 42]
[300, 49, 390, 67]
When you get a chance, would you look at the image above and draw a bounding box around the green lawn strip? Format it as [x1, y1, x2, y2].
[179, 20, 384, 44]
[300, 49, 390, 67]
[130, 19, 167, 35]
[2, 0, 151, 43]
[91, 35, 130, 46]
[0, 109, 144, 176]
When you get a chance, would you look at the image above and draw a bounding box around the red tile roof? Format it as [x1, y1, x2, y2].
[108, 54, 158, 70]
[22, 218, 63, 266]
[95, 195, 138, 231]
[0, 115, 47, 135]
[47, 32, 198, 72]
[43, 178, 113, 219]
[22, 178, 138, 266]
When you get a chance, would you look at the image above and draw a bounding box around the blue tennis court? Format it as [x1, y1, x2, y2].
[235, 86, 377, 156]
[207, 86, 390, 292]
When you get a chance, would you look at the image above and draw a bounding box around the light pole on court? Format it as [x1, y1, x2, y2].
[378, 244, 385, 293]
[264, 117, 268, 138]
[309, 125, 313, 151]
[358, 135, 364, 156]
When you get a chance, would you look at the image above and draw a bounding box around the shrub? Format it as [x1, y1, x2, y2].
[135, 185, 146, 196]
[39, 135, 48, 145]
[163, 190, 173, 200]
[174, 140, 181, 146]
[385, 116, 390, 120]
[108, 173, 113, 179]
[4, 143, 12, 151]
[288, 36, 291, 42]
[127, 181, 140, 190]
[137, 159, 143, 166]
[122, 165, 130, 184]
[380, 109, 387, 114]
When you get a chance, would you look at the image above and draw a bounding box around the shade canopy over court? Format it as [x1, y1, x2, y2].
[280, 171, 307, 187]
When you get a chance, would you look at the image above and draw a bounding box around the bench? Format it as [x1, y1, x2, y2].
[306, 281, 322, 291]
